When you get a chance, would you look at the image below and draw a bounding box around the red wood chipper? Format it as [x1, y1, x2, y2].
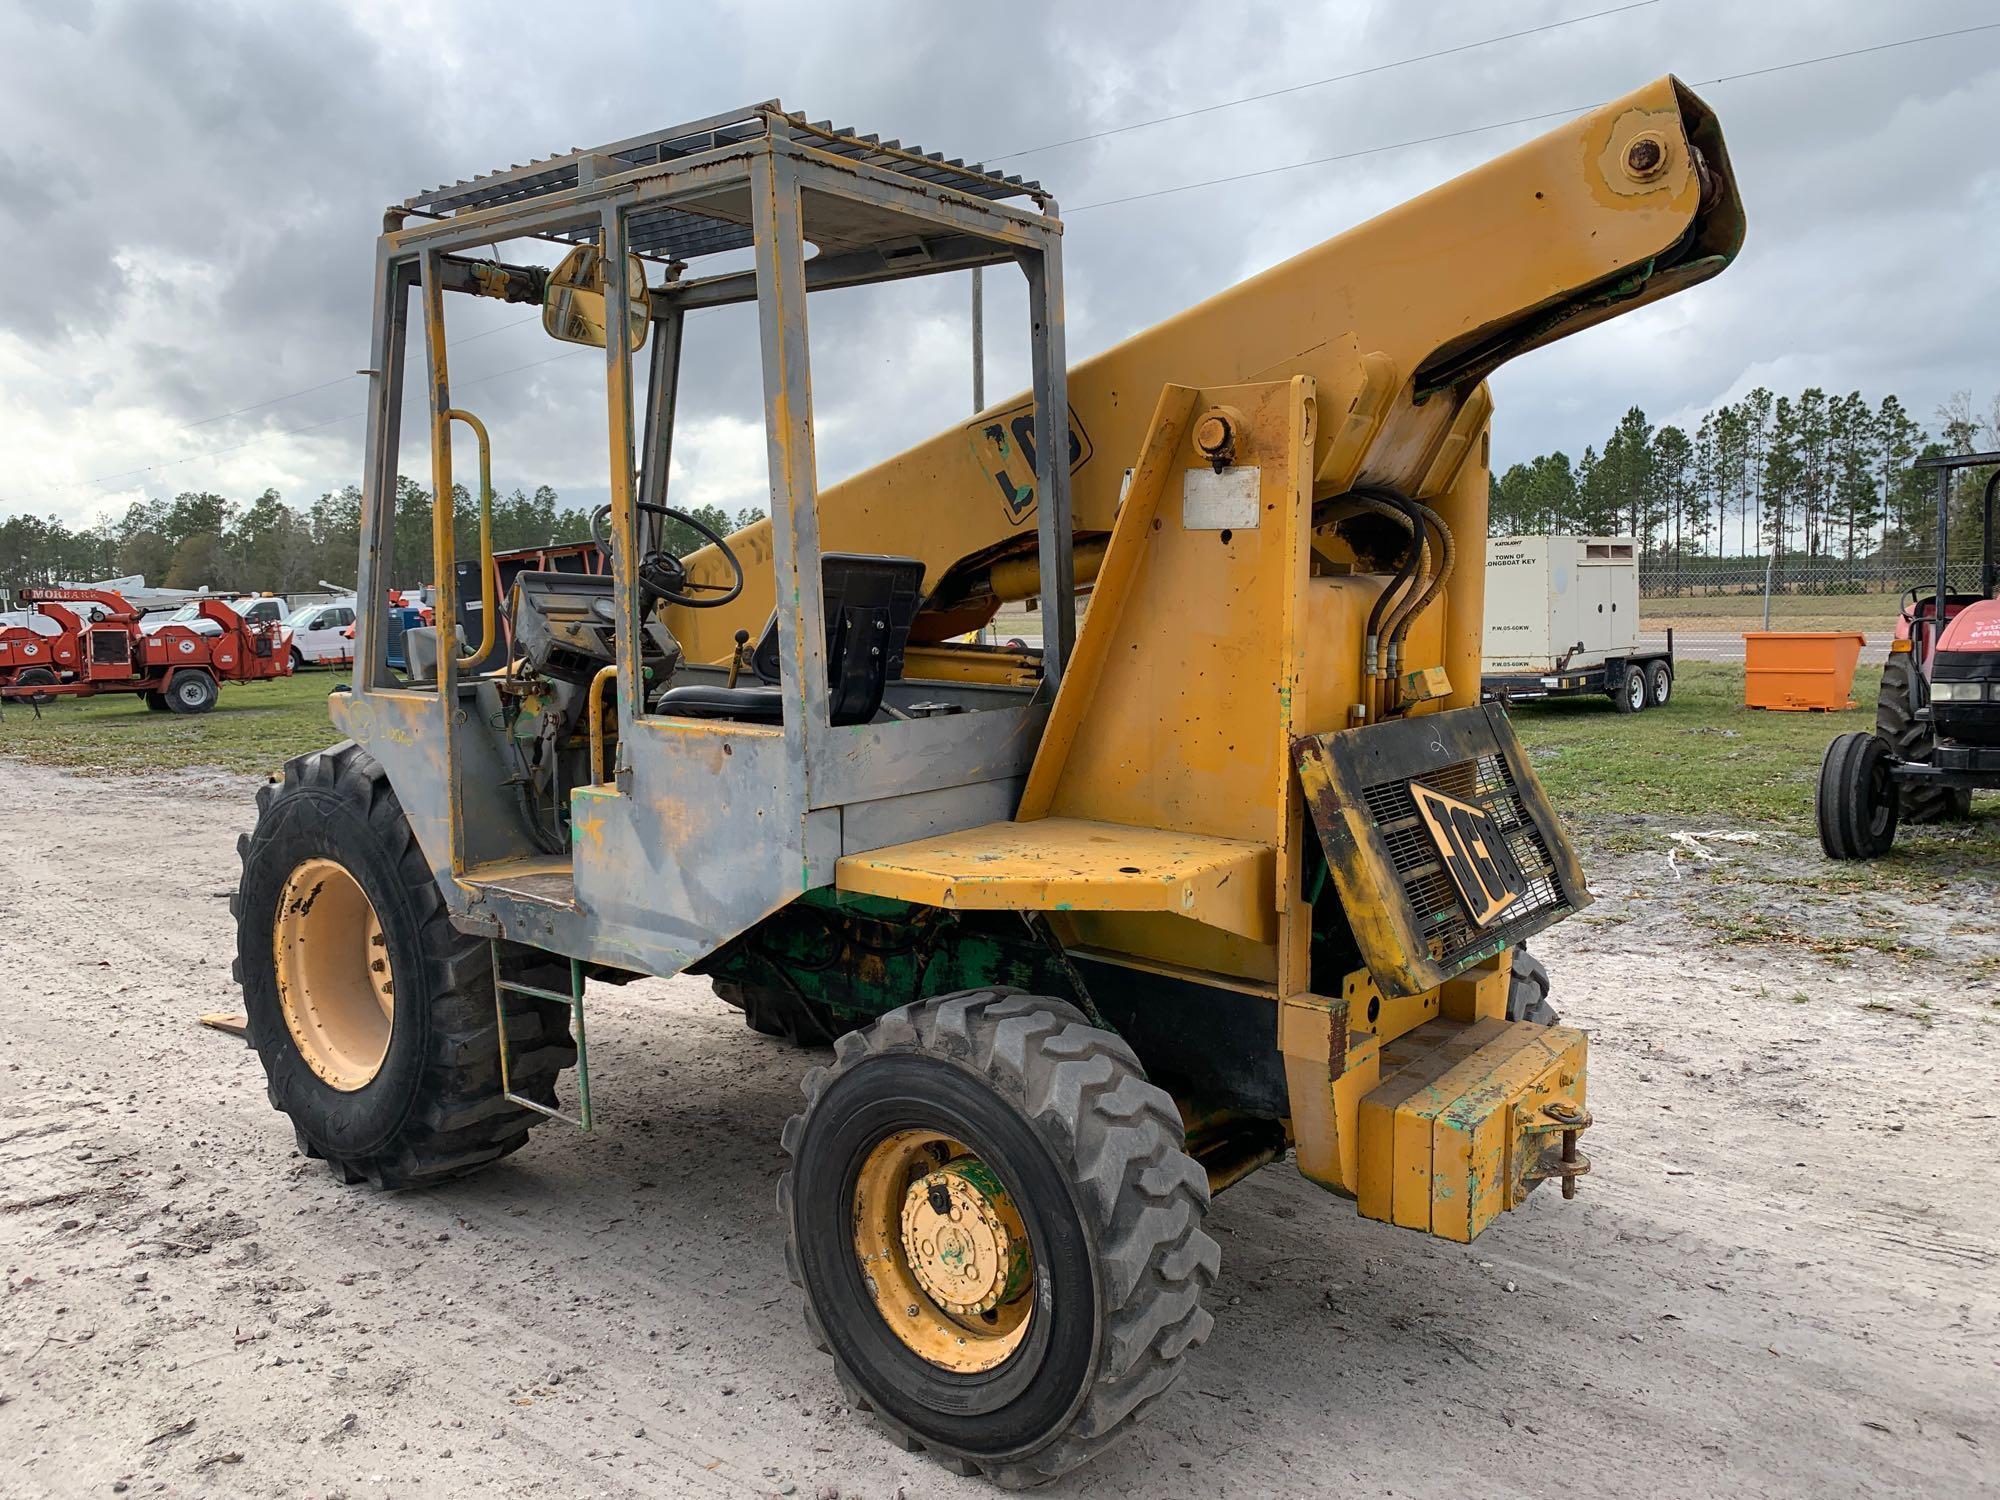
[0, 587, 294, 714]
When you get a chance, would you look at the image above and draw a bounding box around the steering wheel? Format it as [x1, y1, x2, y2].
[591, 501, 745, 609]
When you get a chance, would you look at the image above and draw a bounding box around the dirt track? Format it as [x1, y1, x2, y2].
[1, 761, 1996, 1499]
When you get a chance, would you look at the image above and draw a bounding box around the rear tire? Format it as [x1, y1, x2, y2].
[1612, 664, 1646, 713]
[166, 669, 218, 714]
[144, 691, 169, 712]
[233, 741, 576, 1187]
[1817, 731, 1899, 860]
[1506, 948, 1558, 1025]
[1876, 651, 1971, 822]
[1647, 659, 1673, 708]
[780, 991, 1217, 1486]
[712, 975, 857, 1047]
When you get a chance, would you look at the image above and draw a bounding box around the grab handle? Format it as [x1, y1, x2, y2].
[439, 408, 498, 669]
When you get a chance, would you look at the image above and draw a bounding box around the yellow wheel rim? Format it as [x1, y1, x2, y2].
[272, 857, 394, 1091]
[852, 1129, 1034, 1373]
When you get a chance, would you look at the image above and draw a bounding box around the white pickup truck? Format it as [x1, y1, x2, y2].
[284, 598, 357, 667]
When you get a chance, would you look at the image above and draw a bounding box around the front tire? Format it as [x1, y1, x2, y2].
[144, 690, 169, 712]
[780, 991, 1217, 1486]
[1613, 664, 1646, 713]
[233, 742, 575, 1186]
[1817, 731, 1899, 860]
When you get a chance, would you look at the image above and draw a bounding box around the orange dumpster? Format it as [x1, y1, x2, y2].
[1742, 631, 1866, 711]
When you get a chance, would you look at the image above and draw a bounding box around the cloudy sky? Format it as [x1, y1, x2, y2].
[1, 0, 1995, 534]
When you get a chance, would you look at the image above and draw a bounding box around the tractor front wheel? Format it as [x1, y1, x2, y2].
[1817, 731, 1899, 860]
[781, 991, 1217, 1486]
[1876, 651, 1971, 822]
[233, 742, 576, 1186]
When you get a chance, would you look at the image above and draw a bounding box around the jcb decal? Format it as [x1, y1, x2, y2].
[966, 403, 1093, 527]
[1411, 782, 1526, 928]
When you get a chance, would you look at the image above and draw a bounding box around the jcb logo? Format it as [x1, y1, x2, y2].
[966, 403, 1093, 527]
[1411, 782, 1526, 928]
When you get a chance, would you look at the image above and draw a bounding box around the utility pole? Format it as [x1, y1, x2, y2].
[971, 266, 985, 413]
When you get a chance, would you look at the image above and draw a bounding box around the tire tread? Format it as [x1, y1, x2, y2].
[777, 989, 1217, 1487]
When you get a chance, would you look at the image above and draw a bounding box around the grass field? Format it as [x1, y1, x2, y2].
[1508, 660, 1880, 825]
[3, 660, 1994, 842]
[0, 669, 343, 776]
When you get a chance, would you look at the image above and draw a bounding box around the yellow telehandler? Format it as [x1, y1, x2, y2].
[234, 81, 1741, 1484]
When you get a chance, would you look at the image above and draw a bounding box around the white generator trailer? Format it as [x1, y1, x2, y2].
[1481, 535, 1674, 712]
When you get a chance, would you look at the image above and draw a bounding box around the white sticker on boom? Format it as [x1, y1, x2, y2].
[1181, 466, 1260, 530]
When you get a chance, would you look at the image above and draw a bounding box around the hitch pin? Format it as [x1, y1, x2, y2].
[1547, 1100, 1584, 1200]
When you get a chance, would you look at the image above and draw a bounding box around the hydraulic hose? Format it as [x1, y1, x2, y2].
[1341, 491, 1423, 722]
[1386, 496, 1456, 711]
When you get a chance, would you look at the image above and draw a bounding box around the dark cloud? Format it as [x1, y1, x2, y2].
[2, 0, 1995, 529]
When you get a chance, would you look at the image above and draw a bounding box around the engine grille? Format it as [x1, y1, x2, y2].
[1295, 703, 1590, 997]
[1360, 751, 1571, 972]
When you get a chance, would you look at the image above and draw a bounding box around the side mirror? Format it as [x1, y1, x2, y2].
[542, 244, 650, 351]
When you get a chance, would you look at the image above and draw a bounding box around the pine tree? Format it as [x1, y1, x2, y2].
[1651, 424, 1694, 590]
[1739, 387, 1774, 559]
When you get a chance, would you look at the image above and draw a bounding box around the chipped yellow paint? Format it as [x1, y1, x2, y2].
[1353, 1017, 1589, 1241]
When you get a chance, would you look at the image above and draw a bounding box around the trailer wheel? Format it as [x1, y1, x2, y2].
[144, 691, 169, 712]
[165, 669, 218, 714]
[233, 741, 576, 1187]
[1875, 651, 1971, 822]
[1506, 947, 1558, 1025]
[13, 666, 58, 704]
[1817, 731, 1899, 860]
[1611, 664, 1646, 713]
[781, 991, 1218, 1486]
[1646, 659, 1673, 708]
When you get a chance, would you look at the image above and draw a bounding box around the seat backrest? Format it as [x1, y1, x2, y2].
[750, 553, 926, 725]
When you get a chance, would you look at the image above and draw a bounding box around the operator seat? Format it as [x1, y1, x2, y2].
[653, 553, 925, 727]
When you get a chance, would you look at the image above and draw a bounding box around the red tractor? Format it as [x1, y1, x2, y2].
[1819, 450, 2000, 857]
[0, 587, 292, 714]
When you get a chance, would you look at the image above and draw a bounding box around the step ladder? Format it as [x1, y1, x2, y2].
[491, 942, 593, 1131]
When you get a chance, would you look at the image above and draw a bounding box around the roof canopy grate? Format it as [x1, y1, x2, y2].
[402, 101, 1046, 264]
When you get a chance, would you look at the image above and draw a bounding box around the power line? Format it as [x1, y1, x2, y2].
[984, 0, 1662, 163]
[44, 8, 1658, 462]
[174, 312, 543, 434]
[63, 343, 596, 494]
[1072, 19, 2000, 214]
